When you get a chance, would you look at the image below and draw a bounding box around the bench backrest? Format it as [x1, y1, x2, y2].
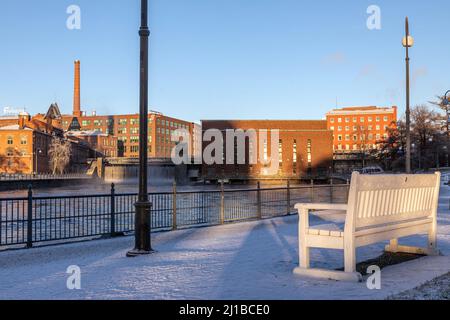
[345, 172, 441, 231]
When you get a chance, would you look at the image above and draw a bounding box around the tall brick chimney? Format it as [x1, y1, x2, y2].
[73, 60, 81, 117]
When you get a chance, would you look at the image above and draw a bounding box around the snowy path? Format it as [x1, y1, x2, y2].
[1, 184, 450, 300]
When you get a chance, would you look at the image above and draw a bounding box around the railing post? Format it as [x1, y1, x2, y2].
[330, 178, 334, 203]
[220, 181, 225, 224]
[172, 181, 177, 230]
[286, 180, 291, 215]
[27, 185, 33, 248]
[257, 181, 262, 219]
[346, 179, 350, 201]
[110, 183, 116, 236]
[310, 179, 314, 203]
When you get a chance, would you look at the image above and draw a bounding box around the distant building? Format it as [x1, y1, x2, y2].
[0, 104, 90, 174]
[201, 120, 333, 181]
[192, 123, 202, 163]
[66, 130, 118, 158]
[326, 106, 398, 152]
[61, 60, 198, 159]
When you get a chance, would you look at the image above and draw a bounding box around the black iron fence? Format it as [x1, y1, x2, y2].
[0, 182, 350, 250]
[0, 173, 91, 181]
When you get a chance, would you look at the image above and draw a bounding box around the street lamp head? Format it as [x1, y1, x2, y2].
[402, 35, 414, 47]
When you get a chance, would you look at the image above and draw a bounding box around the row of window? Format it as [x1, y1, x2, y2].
[3, 147, 28, 157]
[156, 118, 189, 130]
[336, 144, 380, 151]
[2, 136, 28, 145]
[331, 125, 389, 132]
[336, 133, 388, 141]
[329, 116, 390, 124]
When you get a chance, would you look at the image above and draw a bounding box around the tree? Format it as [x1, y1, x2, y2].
[352, 125, 371, 167]
[374, 105, 445, 171]
[372, 121, 406, 171]
[48, 137, 72, 174]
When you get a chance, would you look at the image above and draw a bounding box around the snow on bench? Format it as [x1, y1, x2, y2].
[293, 172, 441, 282]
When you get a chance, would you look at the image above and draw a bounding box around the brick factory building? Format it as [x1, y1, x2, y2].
[0, 104, 91, 174]
[61, 60, 199, 159]
[66, 130, 119, 158]
[326, 106, 397, 152]
[201, 120, 333, 181]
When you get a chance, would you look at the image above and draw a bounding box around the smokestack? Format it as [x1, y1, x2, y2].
[73, 60, 81, 117]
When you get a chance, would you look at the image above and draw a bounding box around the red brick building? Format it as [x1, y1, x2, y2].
[61, 60, 198, 159]
[0, 104, 91, 174]
[326, 106, 397, 152]
[61, 112, 194, 158]
[201, 120, 333, 181]
[66, 130, 118, 158]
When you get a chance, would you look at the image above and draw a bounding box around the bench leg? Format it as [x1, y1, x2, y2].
[300, 245, 310, 268]
[344, 246, 356, 273]
[428, 226, 437, 252]
[386, 239, 399, 253]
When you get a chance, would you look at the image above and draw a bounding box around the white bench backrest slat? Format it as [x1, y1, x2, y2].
[345, 173, 440, 230]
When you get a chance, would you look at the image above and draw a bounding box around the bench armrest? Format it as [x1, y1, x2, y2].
[295, 203, 348, 211]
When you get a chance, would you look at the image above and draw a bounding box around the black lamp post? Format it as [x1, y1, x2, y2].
[403, 17, 414, 174]
[127, 0, 153, 257]
[442, 90, 450, 167]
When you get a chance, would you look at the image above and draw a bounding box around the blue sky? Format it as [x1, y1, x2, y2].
[0, 0, 449, 122]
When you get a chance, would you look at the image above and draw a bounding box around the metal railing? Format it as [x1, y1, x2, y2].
[0, 182, 350, 250]
[0, 173, 91, 182]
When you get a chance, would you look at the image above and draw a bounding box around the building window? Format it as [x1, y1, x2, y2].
[330, 126, 334, 131]
[118, 128, 127, 134]
[118, 119, 128, 125]
[330, 118, 335, 123]
[293, 140, 297, 174]
[345, 126, 350, 131]
[376, 116, 380, 122]
[338, 118, 342, 123]
[384, 116, 388, 122]
[307, 140, 312, 166]
[353, 117, 357, 122]
[278, 140, 283, 168]
[345, 118, 350, 123]
[376, 125, 380, 131]
[263, 141, 268, 162]
[368, 117, 373, 122]
[7, 136, 13, 145]
[338, 135, 342, 141]
[130, 118, 138, 125]
[353, 135, 357, 141]
[130, 128, 139, 134]
[6, 148, 14, 156]
[345, 135, 350, 141]
[130, 146, 139, 153]
[338, 126, 342, 131]
[94, 120, 103, 126]
[20, 136, 27, 145]
[368, 125, 373, 131]
[360, 117, 365, 122]
[82, 120, 91, 126]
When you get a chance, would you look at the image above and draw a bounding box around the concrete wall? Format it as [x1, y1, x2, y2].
[104, 164, 188, 185]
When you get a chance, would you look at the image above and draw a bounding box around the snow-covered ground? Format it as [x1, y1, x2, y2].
[1, 184, 450, 300]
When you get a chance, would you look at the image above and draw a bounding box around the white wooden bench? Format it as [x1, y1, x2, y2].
[293, 172, 441, 282]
